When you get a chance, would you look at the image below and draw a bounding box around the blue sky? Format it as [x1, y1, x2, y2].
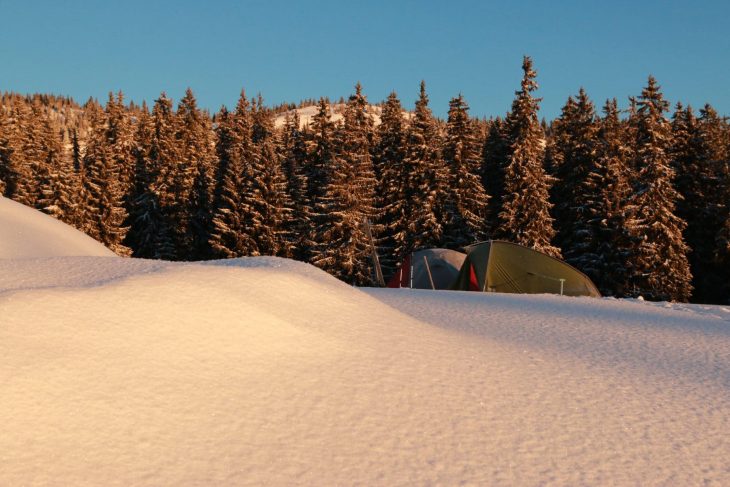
[1, 0, 728, 119]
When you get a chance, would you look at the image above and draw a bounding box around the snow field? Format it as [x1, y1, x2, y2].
[1, 256, 729, 485]
[1, 197, 729, 485]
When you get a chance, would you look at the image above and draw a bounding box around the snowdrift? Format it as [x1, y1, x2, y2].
[0, 197, 115, 258]
[2, 255, 729, 486]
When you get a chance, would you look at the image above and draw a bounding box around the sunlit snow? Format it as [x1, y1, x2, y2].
[1, 197, 729, 485]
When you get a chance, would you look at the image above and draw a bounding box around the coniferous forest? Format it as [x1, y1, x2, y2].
[1, 57, 729, 303]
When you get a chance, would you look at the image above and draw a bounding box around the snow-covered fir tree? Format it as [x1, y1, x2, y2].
[209, 93, 257, 258]
[246, 97, 292, 257]
[310, 85, 378, 285]
[80, 101, 130, 255]
[280, 110, 314, 260]
[400, 81, 449, 255]
[672, 103, 730, 302]
[34, 111, 77, 227]
[14, 100, 48, 206]
[549, 88, 599, 261]
[177, 88, 215, 259]
[127, 96, 177, 259]
[496, 57, 561, 257]
[480, 117, 509, 235]
[0, 104, 18, 198]
[104, 92, 135, 205]
[373, 91, 408, 277]
[624, 76, 692, 301]
[572, 99, 634, 295]
[442, 94, 488, 248]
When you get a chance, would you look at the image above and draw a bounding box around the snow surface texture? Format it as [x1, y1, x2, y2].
[1, 256, 729, 485]
[0, 196, 115, 258]
[1, 201, 729, 485]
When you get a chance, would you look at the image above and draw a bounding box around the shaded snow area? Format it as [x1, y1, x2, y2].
[0, 197, 115, 258]
[1, 255, 728, 486]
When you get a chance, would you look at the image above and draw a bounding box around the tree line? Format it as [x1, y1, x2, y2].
[1, 57, 729, 303]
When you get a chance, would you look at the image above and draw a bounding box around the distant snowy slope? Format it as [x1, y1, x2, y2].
[273, 103, 412, 129]
[2, 256, 729, 486]
[0, 197, 115, 258]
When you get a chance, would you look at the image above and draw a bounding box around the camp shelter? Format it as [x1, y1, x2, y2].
[451, 240, 601, 297]
[387, 248, 467, 290]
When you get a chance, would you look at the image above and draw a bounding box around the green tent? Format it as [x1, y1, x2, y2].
[451, 240, 601, 297]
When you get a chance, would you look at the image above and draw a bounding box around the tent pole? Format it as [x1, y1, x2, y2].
[410, 253, 414, 289]
[423, 256, 436, 290]
[362, 218, 385, 287]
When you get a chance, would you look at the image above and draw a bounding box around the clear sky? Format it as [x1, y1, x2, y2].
[2, 0, 729, 120]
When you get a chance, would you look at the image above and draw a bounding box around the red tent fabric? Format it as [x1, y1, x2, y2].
[387, 254, 411, 288]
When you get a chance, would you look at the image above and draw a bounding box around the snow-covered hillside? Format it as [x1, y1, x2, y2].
[273, 103, 411, 129]
[1, 204, 729, 485]
[0, 196, 114, 258]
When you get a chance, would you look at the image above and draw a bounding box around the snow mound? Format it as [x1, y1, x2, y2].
[2, 256, 729, 485]
[0, 197, 115, 258]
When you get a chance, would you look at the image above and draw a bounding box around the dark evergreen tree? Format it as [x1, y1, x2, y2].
[209, 94, 256, 258]
[571, 99, 634, 295]
[481, 117, 509, 235]
[246, 96, 292, 257]
[70, 128, 81, 173]
[127, 96, 177, 259]
[310, 85, 378, 285]
[373, 91, 407, 277]
[550, 88, 599, 261]
[14, 100, 47, 206]
[105, 92, 135, 200]
[625, 77, 692, 301]
[0, 106, 15, 196]
[306, 98, 336, 209]
[177, 88, 215, 259]
[496, 57, 561, 257]
[442, 94, 488, 248]
[672, 103, 730, 302]
[399, 81, 449, 257]
[80, 102, 130, 255]
[280, 110, 314, 260]
[34, 113, 77, 226]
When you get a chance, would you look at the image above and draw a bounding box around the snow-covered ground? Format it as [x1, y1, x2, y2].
[0, 197, 114, 258]
[2, 198, 729, 485]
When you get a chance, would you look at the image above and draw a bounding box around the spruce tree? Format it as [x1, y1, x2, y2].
[625, 77, 692, 301]
[35, 113, 77, 227]
[209, 94, 256, 258]
[15, 100, 47, 206]
[80, 102, 130, 255]
[481, 117, 509, 235]
[673, 103, 730, 302]
[246, 97, 292, 257]
[0, 106, 15, 197]
[400, 81, 449, 256]
[310, 85, 378, 285]
[128, 95, 177, 259]
[574, 99, 634, 295]
[373, 91, 407, 277]
[442, 94, 488, 248]
[496, 57, 561, 257]
[280, 110, 314, 260]
[177, 88, 215, 259]
[550, 88, 599, 262]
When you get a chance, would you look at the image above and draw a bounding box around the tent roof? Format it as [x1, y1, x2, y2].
[453, 240, 601, 297]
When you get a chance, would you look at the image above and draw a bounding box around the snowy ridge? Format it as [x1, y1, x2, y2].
[2, 255, 729, 485]
[0, 196, 115, 258]
[273, 103, 412, 129]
